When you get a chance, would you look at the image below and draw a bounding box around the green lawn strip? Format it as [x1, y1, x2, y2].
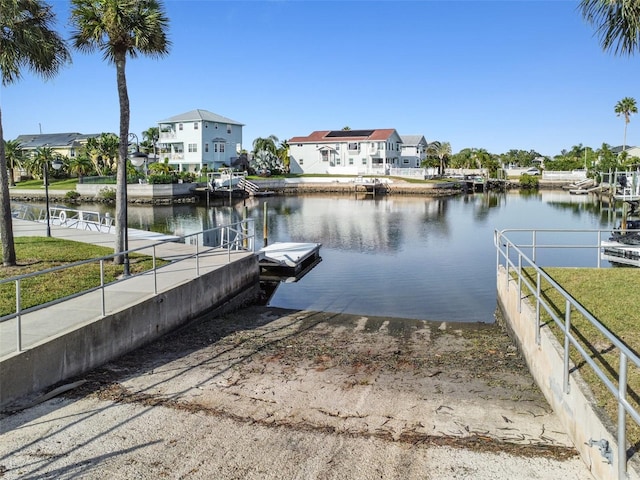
[0, 237, 167, 316]
[15, 178, 79, 190]
[521, 267, 640, 447]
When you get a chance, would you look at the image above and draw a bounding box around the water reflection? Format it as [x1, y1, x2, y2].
[65, 191, 624, 323]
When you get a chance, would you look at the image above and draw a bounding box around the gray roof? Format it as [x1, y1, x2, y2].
[159, 109, 244, 126]
[400, 135, 427, 146]
[13, 133, 102, 149]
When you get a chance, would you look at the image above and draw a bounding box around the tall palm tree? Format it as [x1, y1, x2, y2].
[252, 135, 279, 156]
[0, 0, 70, 266]
[276, 139, 290, 173]
[70, 0, 170, 265]
[580, 0, 640, 56]
[4, 140, 24, 187]
[142, 126, 159, 158]
[426, 141, 452, 176]
[614, 97, 637, 152]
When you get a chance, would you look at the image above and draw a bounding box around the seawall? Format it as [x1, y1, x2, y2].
[1, 255, 260, 410]
[497, 266, 640, 480]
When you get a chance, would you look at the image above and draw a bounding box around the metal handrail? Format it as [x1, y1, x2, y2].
[1, 219, 255, 353]
[495, 228, 640, 477]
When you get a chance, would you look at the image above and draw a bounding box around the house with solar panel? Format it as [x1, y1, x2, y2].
[287, 129, 405, 175]
[157, 109, 244, 172]
[13, 132, 102, 160]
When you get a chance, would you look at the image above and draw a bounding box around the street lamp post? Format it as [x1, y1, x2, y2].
[43, 158, 63, 237]
[123, 133, 148, 277]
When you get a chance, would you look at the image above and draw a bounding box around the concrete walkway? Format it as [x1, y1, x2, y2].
[0, 219, 254, 359]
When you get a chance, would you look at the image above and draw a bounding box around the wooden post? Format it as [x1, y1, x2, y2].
[263, 202, 268, 247]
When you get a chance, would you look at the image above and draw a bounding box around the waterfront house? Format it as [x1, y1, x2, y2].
[400, 135, 428, 168]
[13, 132, 102, 160]
[287, 129, 404, 175]
[157, 109, 244, 173]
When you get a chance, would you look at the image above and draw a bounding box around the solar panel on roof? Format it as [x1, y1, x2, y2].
[325, 130, 375, 138]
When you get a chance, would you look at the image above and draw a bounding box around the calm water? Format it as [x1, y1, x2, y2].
[74, 190, 618, 323]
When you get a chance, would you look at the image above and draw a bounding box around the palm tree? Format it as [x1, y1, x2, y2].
[614, 97, 637, 152]
[70, 0, 170, 265]
[427, 141, 452, 176]
[276, 139, 290, 173]
[68, 154, 94, 181]
[31, 147, 56, 180]
[4, 140, 24, 187]
[580, 0, 640, 56]
[142, 126, 159, 158]
[252, 135, 279, 156]
[0, 0, 70, 267]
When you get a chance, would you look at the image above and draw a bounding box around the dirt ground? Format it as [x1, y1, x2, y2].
[0, 306, 594, 479]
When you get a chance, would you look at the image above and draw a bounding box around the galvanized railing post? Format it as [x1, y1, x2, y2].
[535, 271, 541, 345]
[505, 242, 510, 290]
[153, 245, 158, 295]
[618, 352, 628, 477]
[100, 260, 106, 316]
[517, 253, 522, 313]
[16, 279, 22, 351]
[597, 230, 602, 269]
[564, 299, 571, 394]
[195, 238, 200, 276]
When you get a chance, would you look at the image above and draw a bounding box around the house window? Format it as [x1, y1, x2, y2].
[403, 158, 409, 164]
[175, 145, 184, 153]
[194, 123, 198, 130]
[321, 150, 329, 162]
[179, 123, 183, 131]
[336, 144, 340, 150]
[214, 144, 218, 152]
[205, 143, 209, 153]
[70, 148, 76, 158]
[361, 158, 366, 165]
[297, 144, 302, 147]
[214, 123, 218, 129]
[336, 158, 341, 165]
[188, 143, 197, 152]
[348, 142, 358, 150]
[227, 125, 232, 134]
[220, 143, 225, 153]
[349, 158, 354, 165]
[300, 159, 304, 165]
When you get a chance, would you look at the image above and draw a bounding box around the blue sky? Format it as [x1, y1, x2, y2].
[3, 0, 640, 157]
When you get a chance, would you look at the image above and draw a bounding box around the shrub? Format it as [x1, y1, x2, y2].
[99, 187, 116, 200]
[519, 174, 539, 189]
[65, 190, 81, 200]
[148, 174, 173, 184]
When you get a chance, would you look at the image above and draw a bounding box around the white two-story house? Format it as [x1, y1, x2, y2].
[400, 135, 428, 168]
[157, 109, 244, 172]
[287, 129, 404, 175]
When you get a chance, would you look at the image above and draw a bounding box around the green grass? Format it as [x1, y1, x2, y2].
[14, 178, 79, 190]
[521, 267, 640, 447]
[0, 237, 166, 316]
